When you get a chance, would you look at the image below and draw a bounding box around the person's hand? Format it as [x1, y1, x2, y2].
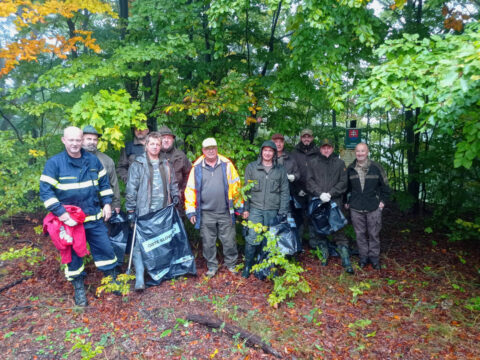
[344, 204, 350, 210]
[172, 196, 180, 206]
[298, 190, 307, 197]
[127, 212, 136, 227]
[114, 208, 120, 214]
[103, 204, 112, 222]
[320, 192, 331, 203]
[59, 212, 77, 227]
[242, 211, 249, 219]
[287, 174, 295, 182]
[189, 215, 196, 225]
[379, 201, 385, 210]
[276, 213, 287, 223]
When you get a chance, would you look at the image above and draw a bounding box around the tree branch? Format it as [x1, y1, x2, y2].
[0, 109, 24, 143]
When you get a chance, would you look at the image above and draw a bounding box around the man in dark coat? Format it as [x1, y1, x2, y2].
[306, 138, 353, 274]
[158, 125, 192, 215]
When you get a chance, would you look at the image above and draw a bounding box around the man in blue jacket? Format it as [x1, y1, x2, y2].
[40, 126, 118, 306]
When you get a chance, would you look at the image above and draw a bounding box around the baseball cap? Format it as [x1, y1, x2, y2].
[202, 138, 217, 148]
[300, 129, 313, 137]
[271, 133, 285, 140]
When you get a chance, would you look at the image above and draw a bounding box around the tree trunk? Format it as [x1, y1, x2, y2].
[405, 109, 420, 212]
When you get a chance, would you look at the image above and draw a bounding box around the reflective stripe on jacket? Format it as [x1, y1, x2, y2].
[40, 150, 113, 219]
[184, 154, 243, 229]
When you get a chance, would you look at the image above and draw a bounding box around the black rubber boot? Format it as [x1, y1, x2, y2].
[359, 258, 368, 268]
[338, 245, 354, 274]
[318, 240, 329, 266]
[370, 257, 381, 270]
[72, 277, 88, 306]
[242, 244, 257, 278]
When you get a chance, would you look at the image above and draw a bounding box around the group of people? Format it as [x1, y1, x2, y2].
[40, 125, 390, 306]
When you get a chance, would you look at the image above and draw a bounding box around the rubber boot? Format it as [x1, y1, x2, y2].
[318, 240, 329, 266]
[133, 247, 145, 291]
[338, 245, 354, 274]
[72, 276, 88, 306]
[242, 243, 257, 278]
[370, 257, 381, 270]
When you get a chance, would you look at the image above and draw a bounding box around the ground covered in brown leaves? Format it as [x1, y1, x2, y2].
[0, 210, 479, 360]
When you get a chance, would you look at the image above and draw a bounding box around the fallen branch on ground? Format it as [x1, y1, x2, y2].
[0, 276, 33, 294]
[186, 313, 283, 358]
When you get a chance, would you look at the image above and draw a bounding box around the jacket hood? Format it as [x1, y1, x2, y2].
[258, 140, 278, 164]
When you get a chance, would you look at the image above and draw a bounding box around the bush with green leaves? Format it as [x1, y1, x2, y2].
[243, 220, 311, 307]
[0, 131, 55, 219]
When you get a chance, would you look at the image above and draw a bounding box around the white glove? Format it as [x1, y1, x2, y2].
[287, 174, 295, 182]
[63, 215, 78, 227]
[320, 192, 331, 203]
[298, 190, 307, 197]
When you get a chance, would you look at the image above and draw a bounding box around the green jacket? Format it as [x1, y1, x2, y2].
[244, 159, 290, 214]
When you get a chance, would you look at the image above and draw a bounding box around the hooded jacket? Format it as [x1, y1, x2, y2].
[125, 153, 179, 216]
[306, 153, 347, 207]
[244, 140, 290, 214]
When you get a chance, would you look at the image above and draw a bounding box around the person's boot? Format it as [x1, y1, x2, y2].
[370, 257, 381, 270]
[338, 245, 354, 274]
[242, 244, 257, 278]
[132, 247, 145, 291]
[359, 257, 368, 268]
[72, 276, 88, 306]
[318, 240, 329, 266]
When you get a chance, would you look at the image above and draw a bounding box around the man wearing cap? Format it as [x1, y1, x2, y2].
[82, 126, 121, 214]
[242, 140, 289, 278]
[40, 126, 118, 306]
[158, 125, 192, 215]
[290, 129, 319, 238]
[271, 133, 300, 194]
[306, 138, 353, 274]
[184, 138, 242, 277]
[117, 126, 149, 183]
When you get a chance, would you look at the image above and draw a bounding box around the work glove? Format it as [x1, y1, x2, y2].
[298, 190, 307, 197]
[287, 174, 295, 182]
[127, 212, 136, 227]
[320, 192, 331, 203]
[276, 213, 288, 224]
[62, 215, 78, 227]
[172, 196, 180, 206]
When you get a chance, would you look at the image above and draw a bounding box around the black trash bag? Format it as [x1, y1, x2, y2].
[269, 218, 298, 256]
[135, 205, 196, 285]
[329, 201, 348, 232]
[108, 211, 129, 265]
[308, 198, 331, 235]
[253, 238, 271, 280]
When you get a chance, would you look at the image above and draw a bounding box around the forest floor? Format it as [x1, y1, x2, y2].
[0, 208, 479, 360]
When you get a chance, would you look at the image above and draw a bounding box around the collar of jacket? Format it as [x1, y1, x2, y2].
[296, 142, 317, 154]
[161, 145, 175, 154]
[318, 153, 339, 162]
[64, 149, 87, 166]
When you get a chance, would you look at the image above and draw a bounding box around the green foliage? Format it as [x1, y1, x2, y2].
[64, 327, 104, 360]
[349, 282, 371, 304]
[464, 297, 480, 312]
[0, 131, 49, 218]
[70, 89, 147, 151]
[448, 218, 480, 242]
[244, 220, 311, 307]
[95, 273, 135, 297]
[0, 246, 43, 266]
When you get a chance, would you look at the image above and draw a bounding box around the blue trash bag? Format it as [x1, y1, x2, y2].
[329, 201, 348, 232]
[135, 205, 197, 285]
[108, 211, 129, 265]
